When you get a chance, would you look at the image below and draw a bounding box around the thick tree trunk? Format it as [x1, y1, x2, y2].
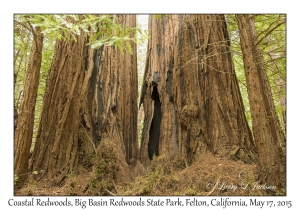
[140, 15, 257, 166]
[30, 31, 86, 184]
[14, 27, 43, 187]
[30, 15, 138, 185]
[116, 15, 139, 163]
[236, 14, 285, 189]
[79, 15, 138, 181]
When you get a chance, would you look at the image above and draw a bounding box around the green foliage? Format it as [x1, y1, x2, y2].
[137, 169, 165, 195]
[14, 17, 32, 110]
[14, 14, 147, 54]
[14, 14, 148, 152]
[14, 175, 19, 185]
[254, 14, 286, 133]
[226, 14, 286, 133]
[85, 15, 144, 54]
[154, 14, 164, 19]
[226, 15, 253, 130]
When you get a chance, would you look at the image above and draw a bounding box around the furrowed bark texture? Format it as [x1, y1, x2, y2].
[236, 14, 285, 188]
[14, 27, 43, 187]
[30, 31, 86, 183]
[279, 96, 286, 133]
[31, 15, 138, 184]
[80, 15, 138, 181]
[116, 15, 139, 163]
[140, 15, 257, 166]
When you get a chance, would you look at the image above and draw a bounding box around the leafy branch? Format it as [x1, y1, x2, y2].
[252, 20, 285, 50]
[15, 15, 147, 54]
[14, 19, 38, 49]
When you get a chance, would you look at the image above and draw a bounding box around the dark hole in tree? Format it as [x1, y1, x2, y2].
[148, 86, 161, 160]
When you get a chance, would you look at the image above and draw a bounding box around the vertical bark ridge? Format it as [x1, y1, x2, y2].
[140, 15, 257, 166]
[31, 31, 86, 183]
[31, 15, 138, 184]
[236, 14, 285, 189]
[14, 27, 44, 187]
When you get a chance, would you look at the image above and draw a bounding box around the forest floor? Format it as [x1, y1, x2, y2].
[14, 152, 285, 196]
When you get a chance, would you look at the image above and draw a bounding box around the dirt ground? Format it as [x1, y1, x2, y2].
[14, 151, 285, 196]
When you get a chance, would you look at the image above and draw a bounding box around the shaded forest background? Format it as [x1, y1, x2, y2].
[13, 14, 286, 196]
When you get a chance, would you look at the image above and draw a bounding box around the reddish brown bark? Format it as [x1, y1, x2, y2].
[14, 27, 43, 187]
[30, 15, 138, 186]
[140, 15, 257, 166]
[116, 15, 139, 163]
[30, 31, 86, 183]
[79, 14, 138, 164]
[236, 14, 285, 189]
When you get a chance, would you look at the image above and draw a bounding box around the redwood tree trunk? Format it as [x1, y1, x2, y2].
[236, 14, 285, 189]
[79, 15, 138, 181]
[140, 15, 257, 166]
[30, 31, 86, 184]
[30, 15, 138, 185]
[14, 27, 43, 187]
[116, 15, 139, 163]
[78, 15, 138, 163]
